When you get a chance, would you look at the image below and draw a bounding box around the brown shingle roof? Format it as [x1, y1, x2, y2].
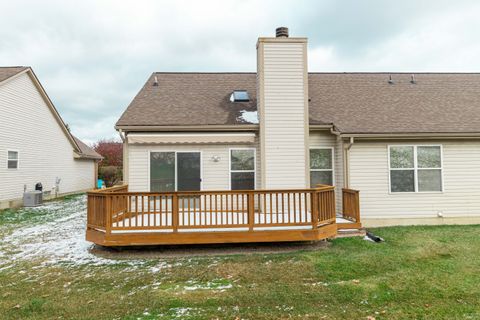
[117, 73, 257, 127]
[72, 136, 103, 160]
[0, 66, 28, 83]
[117, 72, 480, 134]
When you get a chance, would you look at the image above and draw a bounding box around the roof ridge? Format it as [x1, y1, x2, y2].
[153, 71, 256, 74]
[308, 72, 480, 75]
[152, 71, 480, 75]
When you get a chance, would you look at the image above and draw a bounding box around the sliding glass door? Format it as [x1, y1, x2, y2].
[150, 151, 201, 192]
[150, 152, 175, 192]
[177, 152, 201, 191]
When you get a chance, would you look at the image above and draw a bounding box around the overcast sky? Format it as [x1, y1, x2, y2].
[2, 0, 480, 144]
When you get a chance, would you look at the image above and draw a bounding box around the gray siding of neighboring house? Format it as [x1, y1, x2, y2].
[0, 72, 95, 207]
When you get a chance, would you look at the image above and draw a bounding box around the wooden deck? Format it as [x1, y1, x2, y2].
[86, 185, 360, 246]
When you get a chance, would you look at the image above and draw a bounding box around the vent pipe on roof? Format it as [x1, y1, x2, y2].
[153, 76, 158, 86]
[388, 74, 394, 84]
[410, 74, 416, 84]
[276, 27, 289, 38]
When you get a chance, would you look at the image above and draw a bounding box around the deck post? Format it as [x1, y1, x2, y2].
[355, 190, 360, 222]
[105, 194, 112, 235]
[247, 193, 254, 231]
[311, 191, 319, 229]
[172, 194, 179, 232]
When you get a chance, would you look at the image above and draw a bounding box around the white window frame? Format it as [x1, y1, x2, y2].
[388, 145, 444, 194]
[309, 147, 335, 186]
[148, 150, 203, 192]
[7, 150, 19, 170]
[229, 148, 256, 190]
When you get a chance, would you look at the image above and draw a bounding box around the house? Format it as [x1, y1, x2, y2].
[0, 67, 102, 209]
[85, 27, 480, 246]
[114, 27, 480, 229]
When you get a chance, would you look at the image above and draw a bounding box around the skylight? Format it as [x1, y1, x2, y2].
[230, 90, 250, 102]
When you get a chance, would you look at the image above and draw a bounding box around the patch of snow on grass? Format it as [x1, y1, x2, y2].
[183, 279, 233, 291]
[169, 307, 202, 318]
[0, 195, 144, 267]
[237, 110, 258, 124]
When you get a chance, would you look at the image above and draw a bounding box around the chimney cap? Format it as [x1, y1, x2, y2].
[276, 27, 289, 38]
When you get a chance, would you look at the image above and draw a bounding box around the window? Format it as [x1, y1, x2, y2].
[230, 149, 255, 190]
[230, 90, 250, 102]
[310, 148, 334, 187]
[389, 145, 442, 193]
[7, 151, 18, 169]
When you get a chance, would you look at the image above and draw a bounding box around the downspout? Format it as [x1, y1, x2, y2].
[118, 129, 125, 142]
[344, 137, 354, 188]
[118, 129, 128, 185]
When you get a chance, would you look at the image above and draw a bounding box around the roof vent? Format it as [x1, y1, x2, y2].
[410, 74, 416, 84]
[230, 90, 250, 102]
[388, 75, 394, 84]
[153, 76, 158, 86]
[276, 27, 289, 38]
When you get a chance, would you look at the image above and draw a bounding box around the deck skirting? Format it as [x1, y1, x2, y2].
[87, 223, 337, 246]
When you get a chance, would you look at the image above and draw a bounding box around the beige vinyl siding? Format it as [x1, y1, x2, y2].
[127, 137, 261, 192]
[349, 140, 480, 220]
[258, 40, 309, 189]
[0, 72, 95, 204]
[309, 131, 344, 212]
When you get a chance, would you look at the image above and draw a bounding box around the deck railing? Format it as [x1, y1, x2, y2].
[342, 188, 360, 223]
[87, 185, 128, 230]
[87, 185, 337, 234]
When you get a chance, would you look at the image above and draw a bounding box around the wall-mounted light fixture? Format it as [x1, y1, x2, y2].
[211, 155, 221, 162]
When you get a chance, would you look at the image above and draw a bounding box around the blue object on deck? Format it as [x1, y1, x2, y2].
[97, 179, 104, 189]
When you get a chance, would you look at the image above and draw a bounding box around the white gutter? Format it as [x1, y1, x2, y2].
[340, 132, 480, 139]
[118, 129, 125, 142]
[115, 124, 259, 132]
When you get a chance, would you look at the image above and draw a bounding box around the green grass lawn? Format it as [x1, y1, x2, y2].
[1, 195, 480, 319]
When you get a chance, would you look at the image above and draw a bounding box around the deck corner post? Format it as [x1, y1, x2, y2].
[355, 190, 360, 223]
[172, 194, 179, 232]
[311, 191, 319, 229]
[331, 188, 336, 221]
[247, 192, 254, 231]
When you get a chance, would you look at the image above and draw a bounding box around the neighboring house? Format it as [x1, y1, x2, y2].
[0, 67, 102, 209]
[115, 27, 480, 227]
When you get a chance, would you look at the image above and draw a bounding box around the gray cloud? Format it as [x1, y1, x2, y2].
[1, 0, 479, 143]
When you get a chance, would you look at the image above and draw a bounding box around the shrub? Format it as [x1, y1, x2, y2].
[99, 166, 122, 187]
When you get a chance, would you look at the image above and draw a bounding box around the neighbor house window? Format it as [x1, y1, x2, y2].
[7, 151, 18, 169]
[389, 145, 443, 193]
[230, 149, 255, 190]
[310, 148, 334, 187]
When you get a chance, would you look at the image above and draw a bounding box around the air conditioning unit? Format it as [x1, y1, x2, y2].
[23, 191, 43, 207]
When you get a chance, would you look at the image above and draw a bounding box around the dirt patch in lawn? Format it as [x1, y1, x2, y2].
[91, 240, 330, 259]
